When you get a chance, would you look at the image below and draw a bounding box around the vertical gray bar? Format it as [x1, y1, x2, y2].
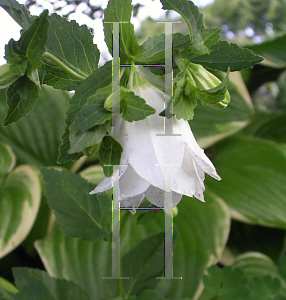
[112, 22, 120, 130]
[156, 22, 180, 137]
[103, 166, 128, 279]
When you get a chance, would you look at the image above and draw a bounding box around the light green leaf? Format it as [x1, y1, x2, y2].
[121, 91, 156, 122]
[71, 85, 112, 131]
[103, 0, 141, 61]
[190, 72, 254, 149]
[207, 137, 286, 228]
[0, 277, 18, 295]
[0, 0, 34, 30]
[122, 233, 164, 297]
[0, 86, 71, 167]
[0, 162, 41, 258]
[233, 252, 286, 297]
[246, 34, 286, 68]
[41, 168, 111, 241]
[13, 268, 90, 300]
[35, 226, 117, 300]
[189, 41, 264, 72]
[0, 142, 15, 187]
[4, 76, 39, 125]
[99, 135, 123, 177]
[45, 13, 100, 79]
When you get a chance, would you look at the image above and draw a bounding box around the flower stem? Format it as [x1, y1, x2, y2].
[43, 52, 87, 81]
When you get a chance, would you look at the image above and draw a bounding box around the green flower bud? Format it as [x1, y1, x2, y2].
[83, 143, 101, 157]
[0, 63, 20, 89]
[104, 92, 120, 112]
[188, 62, 230, 109]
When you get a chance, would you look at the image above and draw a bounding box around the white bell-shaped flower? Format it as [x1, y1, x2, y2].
[90, 67, 221, 213]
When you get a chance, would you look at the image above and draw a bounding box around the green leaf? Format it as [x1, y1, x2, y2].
[250, 276, 281, 300]
[42, 60, 82, 91]
[137, 33, 190, 64]
[122, 233, 164, 297]
[103, 0, 141, 61]
[0, 142, 15, 187]
[0, 0, 34, 30]
[121, 91, 156, 122]
[41, 168, 111, 241]
[59, 61, 112, 162]
[190, 72, 254, 148]
[68, 121, 109, 155]
[0, 161, 41, 258]
[5, 10, 49, 73]
[99, 135, 123, 177]
[13, 268, 90, 300]
[35, 191, 230, 300]
[160, 0, 204, 39]
[187, 28, 221, 55]
[35, 226, 117, 300]
[45, 13, 100, 79]
[4, 76, 39, 125]
[246, 34, 286, 68]
[71, 85, 112, 131]
[172, 77, 197, 120]
[188, 41, 264, 72]
[0, 86, 71, 167]
[137, 290, 166, 300]
[0, 277, 18, 295]
[207, 136, 286, 228]
[233, 252, 286, 297]
[203, 266, 250, 300]
[14, 280, 56, 300]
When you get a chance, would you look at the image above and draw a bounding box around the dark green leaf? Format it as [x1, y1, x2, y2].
[246, 34, 286, 68]
[188, 41, 263, 72]
[5, 10, 49, 73]
[121, 91, 156, 122]
[71, 85, 112, 131]
[203, 265, 250, 300]
[122, 233, 164, 297]
[103, 0, 141, 61]
[68, 121, 109, 154]
[137, 290, 165, 300]
[41, 168, 111, 241]
[0, 0, 34, 30]
[250, 276, 281, 300]
[43, 60, 82, 91]
[99, 135, 123, 177]
[4, 76, 38, 125]
[0, 86, 71, 167]
[59, 61, 112, 163]
[13, 268, 90, 300]
[160, 0, 203, 38]
[46, 13, 100, 79]
[14, 280, 55, 300]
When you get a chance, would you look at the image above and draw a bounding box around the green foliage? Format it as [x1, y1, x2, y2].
[41, 168, 111, 241]
[103, 0, 141, 62]
[99, 136, 123, 177]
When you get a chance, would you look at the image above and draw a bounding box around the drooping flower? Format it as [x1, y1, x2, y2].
[90, 67, 221, 213]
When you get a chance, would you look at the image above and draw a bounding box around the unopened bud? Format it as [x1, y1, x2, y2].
[0, 63, 20, 89]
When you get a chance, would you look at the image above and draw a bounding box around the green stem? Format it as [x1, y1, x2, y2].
[174, 8, 193, 41]
[43, 52, 87, 81]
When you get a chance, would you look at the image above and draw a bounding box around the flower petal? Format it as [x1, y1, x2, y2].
[89, 176, 112, 195]
[144, 185, 182, 212]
